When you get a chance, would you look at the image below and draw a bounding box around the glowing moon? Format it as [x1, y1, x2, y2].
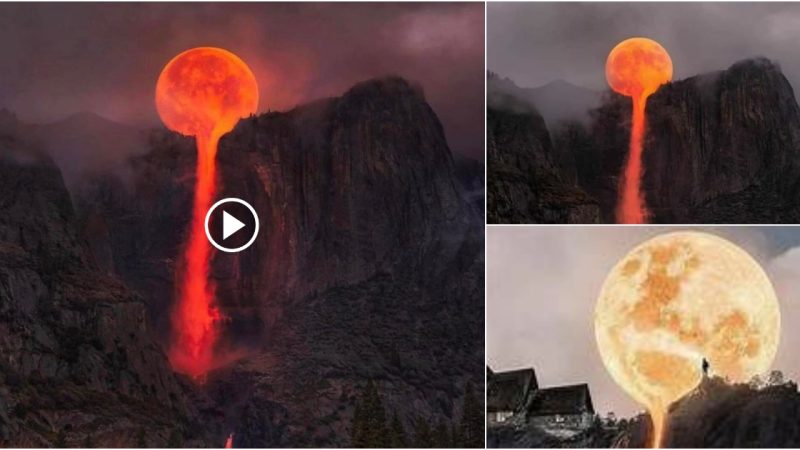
[595, 231, 780, 445]
[606, 37, 673, 99]
[155, 47, 258, 140]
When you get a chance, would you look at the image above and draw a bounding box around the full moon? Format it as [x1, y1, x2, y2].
[595, 231, 780, 446]
[605, 37, 673, 99]
[155, 47, 258, 140]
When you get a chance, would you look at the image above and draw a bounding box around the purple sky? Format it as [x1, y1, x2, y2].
[489, 2, 800, 93]
[0, 3, 484, 158]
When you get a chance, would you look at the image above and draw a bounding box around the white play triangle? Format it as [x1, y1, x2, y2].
[222, 210, 246, 240]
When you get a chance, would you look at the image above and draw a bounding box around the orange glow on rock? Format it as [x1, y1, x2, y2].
[155, 47, 258, 379]
[605, 37, 672, 224]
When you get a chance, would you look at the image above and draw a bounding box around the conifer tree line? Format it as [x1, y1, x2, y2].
[350, 380, 484, 448]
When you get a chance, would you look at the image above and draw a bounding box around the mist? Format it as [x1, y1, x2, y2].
[488, 3, 800, 99]
[0, 3, 484, 159]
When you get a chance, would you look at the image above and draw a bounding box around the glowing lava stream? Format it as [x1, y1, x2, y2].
[155, 47, 258, 379]
[605, 38, 673, 224]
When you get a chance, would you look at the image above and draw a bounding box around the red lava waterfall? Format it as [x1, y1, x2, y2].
[605, 37, 673, 224]
[155, 47, 258, 379]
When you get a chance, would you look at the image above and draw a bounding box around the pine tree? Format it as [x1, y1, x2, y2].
[460, 382, 484, 448]
[351, 399, 366, 447]
[450, 423, 463, 448]
[82, 434, 94, 448]
[388, 412, 408, 448]
[433, 420, 450, 448]
[351, 380, 389, 447]
[166, 429, 183, 448]
[136, 427, 147, 447]
[54, 429, 67, 448]
[413, 417, 433, 448]
[365, 381, 388, 447]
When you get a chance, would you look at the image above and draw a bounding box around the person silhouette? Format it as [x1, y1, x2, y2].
[702, 357, 710, 377]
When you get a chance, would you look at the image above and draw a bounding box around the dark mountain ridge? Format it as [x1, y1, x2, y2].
[488, 57, 800, 223]
[0, 76, 484, 446]
[0, 124, 199, 446]
[486, 74, 601, 223]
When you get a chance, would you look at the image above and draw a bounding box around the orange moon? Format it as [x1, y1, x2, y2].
[155, 47, 259, 140]
[595, 232, 780, 446]
[606, 37, 673, 100]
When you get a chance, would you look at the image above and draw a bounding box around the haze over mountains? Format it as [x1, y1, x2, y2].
[488, 57, 800, 224]
[0, 76, 484, 446]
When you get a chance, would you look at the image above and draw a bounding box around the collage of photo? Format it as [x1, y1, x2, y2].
[0, 1, 798, 449]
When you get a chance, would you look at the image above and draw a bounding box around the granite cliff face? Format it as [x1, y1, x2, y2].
[0, 122, 197, 446]
[610, 377, 800, 448]
[71, 77, 484, 446]
[489, 58, 800, 223]
[487, 76, 601, 223]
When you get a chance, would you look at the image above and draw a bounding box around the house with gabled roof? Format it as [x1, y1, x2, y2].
[488, 366, 596, 430]
[487, 366, 538, 423]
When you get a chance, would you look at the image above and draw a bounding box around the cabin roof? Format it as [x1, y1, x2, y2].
[527, 383, 595, 416]
[487, 367, 539, 413]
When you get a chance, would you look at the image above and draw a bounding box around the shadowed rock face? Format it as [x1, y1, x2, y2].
[490, 377, 800, 448]
[0, 127, 196, 447]
[486, 76, 601, 224]
[489, 58, 800, 223]
[612, 377, 800, 448]
[72, 77, 484, 446]
[661, 377, 800, 448]
[598, 58, 800, 223]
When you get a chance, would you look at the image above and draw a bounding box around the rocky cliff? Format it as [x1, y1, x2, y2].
[489, 58, 800, 223]
[0, 120, 199, 446]
[487, 75, 601, 223]
[609, 376, 800, 448]
[593, 58, 800, 223]
[71, 77, 484, 446]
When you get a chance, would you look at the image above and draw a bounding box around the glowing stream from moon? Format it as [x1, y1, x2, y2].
[595, 232, 780, 447]
[155, 47, 258, 379]
[605, 37, 672, 224]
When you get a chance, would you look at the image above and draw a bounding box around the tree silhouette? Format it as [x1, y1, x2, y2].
[460, 382, 484, 448]
[389, 412, 408, 448]
[412, 417, 434, 448]
[351, 380, 388, 447]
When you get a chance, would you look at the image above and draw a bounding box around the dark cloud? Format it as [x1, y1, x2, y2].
[487, 226, 800, 417]
[488, 2, 800, 93]
[0, 2, 484, 158]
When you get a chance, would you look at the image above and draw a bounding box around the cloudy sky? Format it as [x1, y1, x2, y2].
[488, 2, 800, 93]
[487, 226, 800, 417]
[0, 3, 484, 158]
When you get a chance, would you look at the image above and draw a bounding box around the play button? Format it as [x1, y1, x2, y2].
[222, 211, 245, 240]
[204, 198, 259, 253]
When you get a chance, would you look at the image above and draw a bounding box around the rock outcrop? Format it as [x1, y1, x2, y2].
[489, 58, 800, 223]
[72, 77, 484, 446]
[487, 75, 601, 223]
[0, 124, 197, 446]
[591, 58, 800, 223]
